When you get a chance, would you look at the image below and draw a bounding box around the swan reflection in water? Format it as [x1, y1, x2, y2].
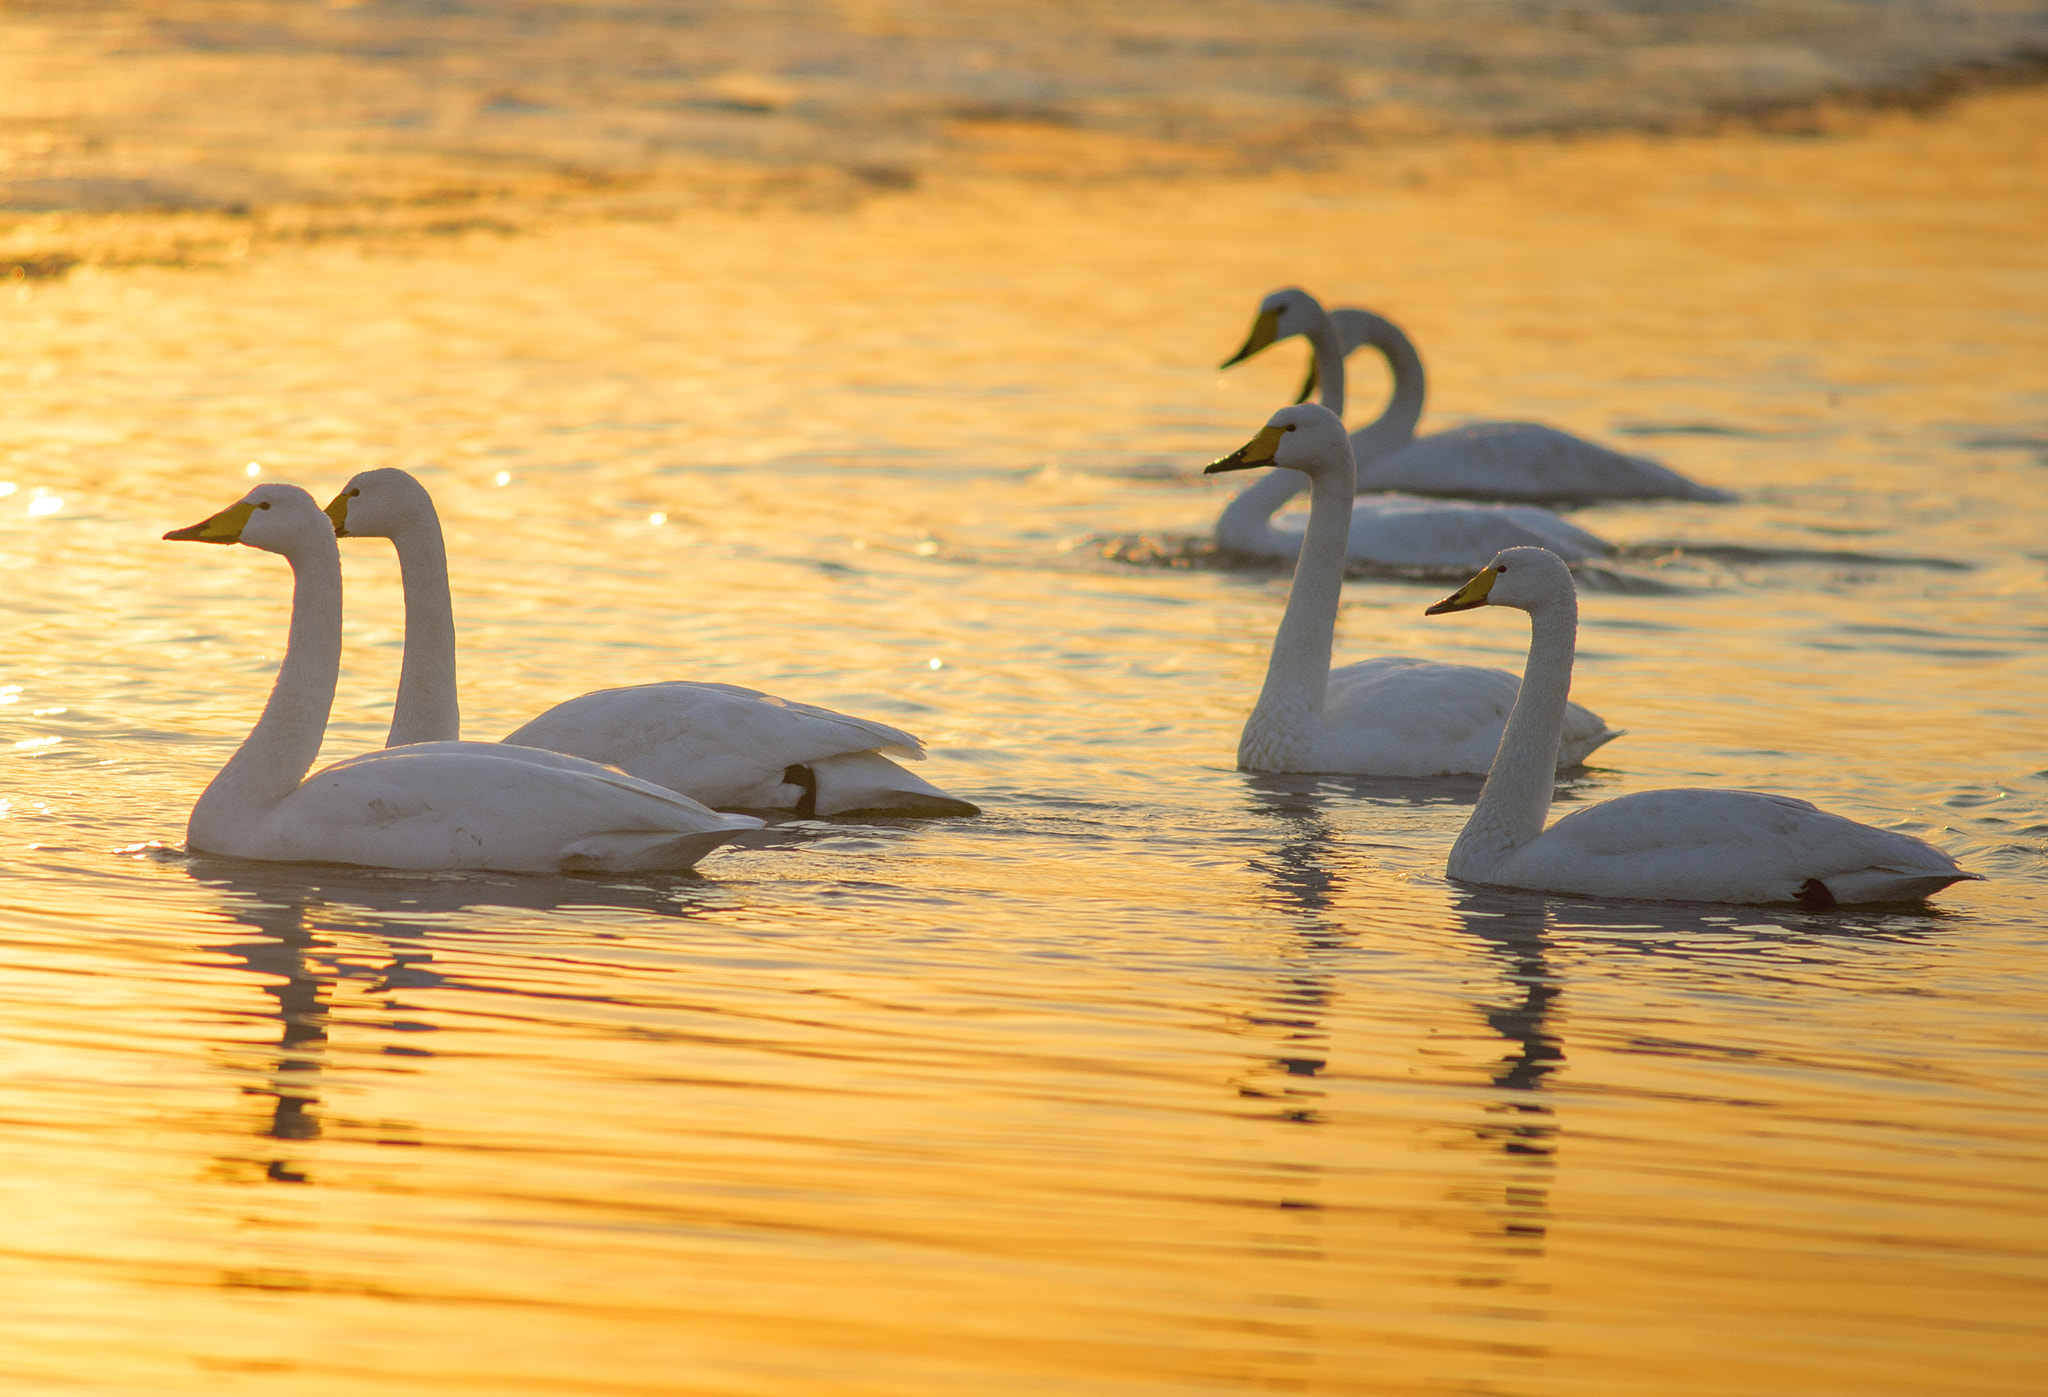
[184, 857, 747, 1186]
[1240, 770, 1958, 1270]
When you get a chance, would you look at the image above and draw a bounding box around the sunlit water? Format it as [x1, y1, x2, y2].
[0, 84, 2045, 1394]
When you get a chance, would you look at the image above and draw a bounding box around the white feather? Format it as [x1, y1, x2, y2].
[1431, 546, 1976, 906]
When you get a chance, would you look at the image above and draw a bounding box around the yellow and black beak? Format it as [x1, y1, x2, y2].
[323, 490, 352, 537]
[163, 500, 256, 545]
[1425, 566, 1498, 615]
[1205, 423, 1289, 474]
[1219, 307, 1281, 369]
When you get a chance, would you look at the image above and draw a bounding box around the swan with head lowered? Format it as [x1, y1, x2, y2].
[1220, 288, 1733, 517]
[163, 484, 762, 873]
[321, 468, 978, 818]
[1206, 405, 1621, 776]
[1425, 546, 1978, 906]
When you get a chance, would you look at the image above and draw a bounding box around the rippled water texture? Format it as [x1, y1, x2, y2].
[0, 60, 2045, 1397]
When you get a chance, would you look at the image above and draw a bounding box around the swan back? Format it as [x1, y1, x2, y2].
[1361, 421, 1735, 504]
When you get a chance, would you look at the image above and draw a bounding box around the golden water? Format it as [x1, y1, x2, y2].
[0, 84, 2045, 1394]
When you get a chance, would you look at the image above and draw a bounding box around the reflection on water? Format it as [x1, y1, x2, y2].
[0, 67, 2043, 1397]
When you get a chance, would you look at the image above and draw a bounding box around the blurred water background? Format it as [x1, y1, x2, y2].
[1, 3, 2046, 1394]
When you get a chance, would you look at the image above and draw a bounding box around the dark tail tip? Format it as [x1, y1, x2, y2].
[782, 764, 818, 817]
[1796, 877, 1837, 911]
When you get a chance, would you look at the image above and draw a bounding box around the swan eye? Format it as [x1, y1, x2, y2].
[349, 488, 360, 498]
[257, 501, 271, 510]
[1496, 563, 1508, 572]
[1283, 423, 1297, 433]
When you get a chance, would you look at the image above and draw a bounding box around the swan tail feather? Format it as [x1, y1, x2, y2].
[1816, 865, 1981, 906]
[806, 750, 979, 818]
[558, 822, 756, 873]
[1560, 727, 1625, 767]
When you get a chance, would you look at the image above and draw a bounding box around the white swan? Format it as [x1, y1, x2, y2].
[1215, 294, 1614, 568]
[1206, 405, 1621, 776]
[322, 468, 979, 818]
[164, 484, 762, 873]
[1425, 546, 1978, 906]
[1221, 287, 1734, 507]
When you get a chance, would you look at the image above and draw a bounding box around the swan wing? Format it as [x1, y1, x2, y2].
[1507, 788, 1973, 905]
[245, 741, 761, 874]
[1315, 657, 1612, 776]
[1237, 493, 1612, 568]
[502, 681, 947, 812]
[1358, 422, 1734, 504]
[1344, 495, 1612, 567]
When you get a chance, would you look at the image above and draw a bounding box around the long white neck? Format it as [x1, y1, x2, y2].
[190, 539, 344, 842]
[1215, 310, 1351, 553]
[1238, 457, 1355, 769]
[1215, 466, 1309, 556]
[1343, 313, 1426, 464]
[1447, 593, 1577, 876]
[384, 509, 460, 746]
[1306, 311, 1347, 420]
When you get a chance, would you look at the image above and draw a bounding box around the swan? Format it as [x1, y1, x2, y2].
[1425, 546, 1978, 906]
[163, 484, 763, 873]
[1220, 287, 1734, 507]
[1206, 404, 1622, 776]
[1214, 293, 1615, 568]
[321, 468, 979, 818]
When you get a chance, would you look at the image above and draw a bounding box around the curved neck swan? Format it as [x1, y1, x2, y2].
[166, 485, 346, 841]
[325, 468, 459, 746]
[1432, 557, 1577, 876]
[1205, 404, 1357, 768]
[1215, 291, 1426, 555]
[1335, 308, 1427, 463]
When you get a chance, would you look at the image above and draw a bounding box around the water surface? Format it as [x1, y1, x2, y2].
[0, 78, 2045, 1396]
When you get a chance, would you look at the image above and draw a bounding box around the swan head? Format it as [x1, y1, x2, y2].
[1204, 403, 1354, 480]
[324, 467, 435, 540]
[1220, 287, 1330, 400]
[1425, 546, 1576, 616]
[164, 483, 335, 556]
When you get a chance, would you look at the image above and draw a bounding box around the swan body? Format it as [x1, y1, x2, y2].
[1363, 421, 1733, 506]
[1309, 655, 1617, 776]
[1218, 489, 1613, 570]
[1220, 288, 1732, 508]
[1207, 406, 1621, 777]
[325, 468, 978, 818]
[165, 485, 761, 874]
[503, 683, 971, 816]
[1426, 546, 1977, 906]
